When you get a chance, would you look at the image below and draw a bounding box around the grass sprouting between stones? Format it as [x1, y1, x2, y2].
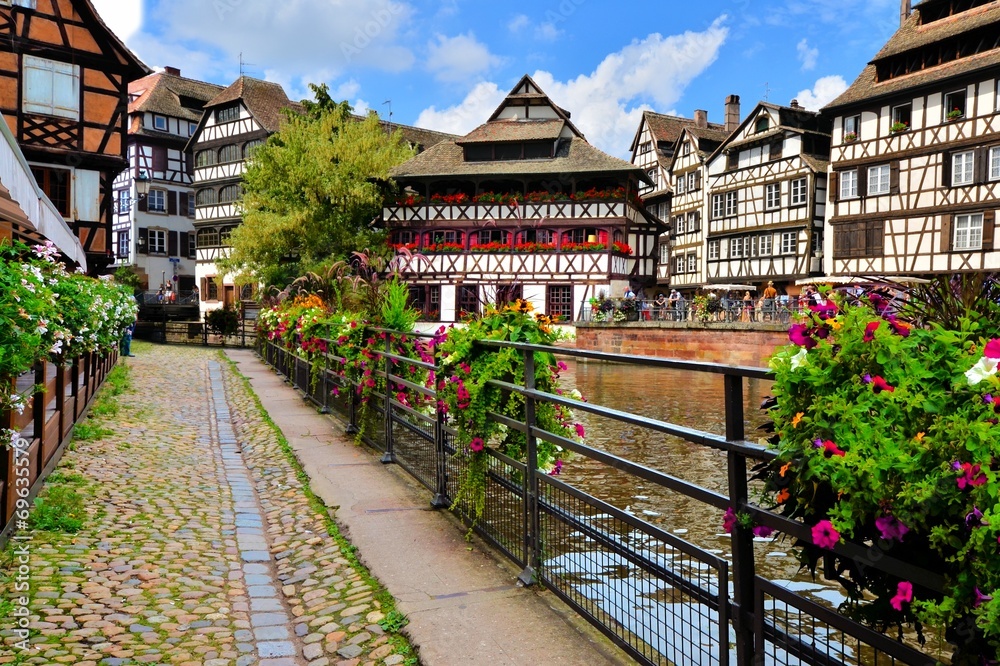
[222, 352, 420, 666]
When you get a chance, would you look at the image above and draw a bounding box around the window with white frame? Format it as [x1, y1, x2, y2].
[991, 146, 1000, 181]
[675, 215, 685, 235]
[765, 183, 780, 210]
[687, 253, 697, 273]
[953, 151, 975, 186]
[153, 115, 167, 131]
[187, 194, 195, 217]
[790, 178, 808, 206]
[674, 255, 685, 274]
[843, 114, 860, 140]
[647, 169, 658, 188]
[688, 172, 697, 191]
[676, 174, 686, 194]
[943, 90, 966, 121]
[188, 233, 197, 258]
[659, 244, 670, 264]
[954, 213, 984, 251]
[708, 240, 720, 260]
[148, 189, 166, 213]
[868, 165, 891, 195]
[711, 194, 724, 219]
[759, 234, 773, 256]
[840, 169, 858, 199]
[725, 191, 738, 217]
[22, 56, 80, 119]
[780, 231, 797, 255]
[730, 237, 744, 258]
[117, 231, 129, 260]
[118, 190, 131, 213]
[682, 142, 692, 156]
[148, 229, 167, 254]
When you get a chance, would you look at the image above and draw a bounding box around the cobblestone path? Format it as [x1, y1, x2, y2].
[1, 344, 416, 666]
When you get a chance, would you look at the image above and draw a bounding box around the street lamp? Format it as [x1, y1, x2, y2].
[136, 170, 151, 199]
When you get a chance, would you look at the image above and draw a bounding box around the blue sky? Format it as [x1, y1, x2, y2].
[95, 0, 905, 157]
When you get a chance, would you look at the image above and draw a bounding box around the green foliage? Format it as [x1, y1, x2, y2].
[205, 307, 241, 337]
[28, 485, 87, 533]
[72, 419, 114, 441]
[218, 83, 415, 287]
[762, 295, 1000, 661]
[895, 273, 1000, 338]
[378, 609, 409, 633]
[380, 277, 419, 332]
[113, 264, 143, 293]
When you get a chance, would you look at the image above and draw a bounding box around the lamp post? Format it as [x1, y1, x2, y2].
[134, 170, 151, 269]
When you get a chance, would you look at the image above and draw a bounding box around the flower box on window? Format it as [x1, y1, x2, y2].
[843, 132, 858, 143]
[946, 108, 963, 122]
[423, 242, 464, 253]
[889, 121, 909, 134]
[562, 241, 606, 252]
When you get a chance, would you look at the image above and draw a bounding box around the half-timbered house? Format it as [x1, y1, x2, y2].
[823, 0, 1000, 276]
[385, 75, 657, 323]
[112, 67, 222, 292]
[0, 0, 148, 274]
[704, 100, 831, 293]
[629, 109, 728, 290]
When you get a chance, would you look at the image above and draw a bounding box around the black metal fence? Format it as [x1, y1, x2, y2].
[134, 318, 256, 348]
[258, 335, 943, 666]
[579, 299, 809, 325]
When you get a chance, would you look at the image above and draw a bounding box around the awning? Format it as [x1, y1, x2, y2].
[795, 275, 931, 286]
[706, 283, 757, 291]
[0, 112, 87, 271]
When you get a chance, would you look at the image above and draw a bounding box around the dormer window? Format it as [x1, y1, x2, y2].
[755, 117, 770, 133]
[216, 105, 240, 123]
[464, 141, 554, 162]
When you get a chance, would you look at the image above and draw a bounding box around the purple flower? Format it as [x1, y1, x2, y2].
[809, 301, 838, 320]
[985, 394, 995, 405]
[957, 462, 988, 490]
[788, 324, 817, 349]
[985, 339, 1000, 359]
[890, 581, 913, 611]
[812, 520, 840, 549]
[753, 525, 775, 538]
[863, 374, 873, 384]
[966, 506, 984, 529]
[549, 459, 564, 476]
[875, 515, 909, 542]
[557, 361, 568, 372]
[975, 587, 993, 608]
[574, 423, 585, 439]
[723, 507, 737, 534]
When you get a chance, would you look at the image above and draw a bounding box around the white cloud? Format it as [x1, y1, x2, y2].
[417, 19, 729, 157]
[508, 14, 530, 33]
[508, 13, 561, 41]
[535, 22, 562, 41]
[91, 0, 143, 41]
[796, 38, 818, 71]
[794, 75, 848, 110]
[425, 33, 502, 83]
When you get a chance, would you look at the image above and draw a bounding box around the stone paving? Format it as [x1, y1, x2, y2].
[0, 343, 416, 666]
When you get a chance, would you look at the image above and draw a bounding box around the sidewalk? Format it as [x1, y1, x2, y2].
[225, 349, 629, 666]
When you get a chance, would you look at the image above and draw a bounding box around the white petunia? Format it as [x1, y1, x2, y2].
[569, 389, 583, 401]
[965, 355, 999, 386]
[790, 348, 809, 370]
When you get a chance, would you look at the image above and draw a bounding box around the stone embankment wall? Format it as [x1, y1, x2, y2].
[574, 322, 789, 368]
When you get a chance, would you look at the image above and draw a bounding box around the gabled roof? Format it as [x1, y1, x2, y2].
[204, 76, 302, 133]
[669, 125, 731, 170]
[485, 75, 585, 138]
[128, 71, 224, 125]
[706, 101, 830, 164]
[457, 119, 567, 144]
[630, 111, 725, 154]
[824, 2, 1000, 111]
[78, 0, 150, 78]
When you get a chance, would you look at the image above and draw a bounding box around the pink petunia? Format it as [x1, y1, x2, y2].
[890, 581, 913, 611]
[986, 339, 1000, 359]
[574, 423, 586, 439]
[875, 515, 909, 542]
[871, 376, 895, 394]
[469, 437, 485, 453]
[957, 462, 988, 489]
[974, 587, 993, 608]
[753, 525, 775, 538]
[863, 321, 880, 342]
[788, 324, 817, 349]
[812, 520, 840, 549]
[723, 507, 737, 534]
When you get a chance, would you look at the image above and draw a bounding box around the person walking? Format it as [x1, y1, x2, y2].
[121, 318, 136, 357]
[762, 281, 778, 320]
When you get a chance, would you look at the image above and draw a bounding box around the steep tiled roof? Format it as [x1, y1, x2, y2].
[390, 137, 643, 180]
[825, 2, 1000, 111]
[205, 77, 300, 132]
[685, 126, 730, 159]
[382, 122, 457, 151]
[457, 119, 567, 144]
[128, 72, 224, 124]
[632, 111, 726, 154]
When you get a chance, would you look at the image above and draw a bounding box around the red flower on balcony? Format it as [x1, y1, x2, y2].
[513, 242, 557, 253]
[389, 242, 418, 252]
[395, 194, 424, 206]
[424, 242, 464, 253]
[612, 241, 633, 255]
[471, 241, 511, 253]
[571, 186, 627, 201]
[430, 192, 471, 204]
[562, 241, 606, 252]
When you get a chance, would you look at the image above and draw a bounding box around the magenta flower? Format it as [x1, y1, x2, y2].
[985, 339, 1000, 359]
[871, 376, 895, 394]
[723, 507, 738, 534]
[890, 581, 913, 611]
[753, 525, 775, 538]
[469, 437, 485, 453]
[985, 394, 995, 405]
[574, 423, 585, 439]
[813, 438, 846, 457]
[957, 462, 988, 489]
[863, 321, 880, 342]
[974, 587, 993, 608]
[549, 459, 564, 476]
[812, 520, 840, 549]
[557, 361, 568, 372]
[788, 324, 817, 349]
[887, 316, 912, 337]
[809, 301, 838, 320]
[862, 373, 873, 384]
[966, 506, 984, 529]
[875, 515, 909, 542]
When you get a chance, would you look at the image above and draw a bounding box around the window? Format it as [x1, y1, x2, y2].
[426, 230, 463, 247]
[840, 169, 858, 199]
[517, 229, 553, 244]
[675, 174, 686, 194]
[219, 184, 242, 203]
[944, 90, 966, 121]
[187, 194, 195, 217]
[189, 122, 198, 136]
[674, 255, 685, 274]
[755, 116, 770, 133]
[117, 231, 129, 260]
[682, 142, 692, 156]
[835, 220, 884, 258]
[688, 211, 699, 233]
[547, 285, 573, 322]
[708, 240, 720, 260]
[22, 55, 80, 119]
[688, 172, 697, 191]
[153, 115, 167, 131]
[206, 276, 219, 301]
[868, 165, 890, 195]
[118, 190, 131, 213]
[195, 150, 216, 167]
[765, 183, 780, 210]
[892, 104, 911, 130]
[244, 139, 265, 158]
[147, 189, 166, 212]
[991, 146, 1000, 181]
[687, 253, 697, 273]
[711, 194, 724, 219]
[730, 237, 744, 258]
[197, 228, 220, 248]
[216, 105, 240, 123]
[218, 144, 240, 163]
[780, 231, 797, 255]
[473, 229, 509, 246]
[148, 229, 166, 254]
[659, 243, 671, 264]
[954, 213, 984, 251]
[188, 233, 196, 258]
[759, 234, 773, 256]
[647, 168, 658, 187]
[725, 191, 738, 217]
[457, 285, 479, 317]
[638, 142, 652, 155]
[952, 151, 975, 186]
[674, 215, 685, 235]
[844, 114, 861, 140]
[790, 178, 808, 206]
[196, 188, 216, 206]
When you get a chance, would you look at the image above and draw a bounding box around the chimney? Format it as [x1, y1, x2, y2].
[164, 66, 181, 76]
[724, 95, 741, 133]
[900, 0, 911, 27]
[790, 99, 802, 109]
[693, 109, 708, 129]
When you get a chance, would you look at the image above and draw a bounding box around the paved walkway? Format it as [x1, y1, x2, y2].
[1, 345, 628, 665]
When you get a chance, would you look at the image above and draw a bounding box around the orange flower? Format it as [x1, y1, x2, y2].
[776, 488, 790, 504]
[779, 462, 792, 478]
[914, 432, 925, 442]
[791, 412, 804, 428]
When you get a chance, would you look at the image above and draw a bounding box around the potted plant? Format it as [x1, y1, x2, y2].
[843, 131, 858, 143]
[946, 108, 963, 122]
[889, 121, 909, 134]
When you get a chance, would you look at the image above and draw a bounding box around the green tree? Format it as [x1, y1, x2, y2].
[219, 84, 415, 287]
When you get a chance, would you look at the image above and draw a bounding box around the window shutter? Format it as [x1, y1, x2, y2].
[200, 278, 207, 300]
[770, 140, 783, 160]
[940, 216, 952, 253]
[889, 161, 900, 195]
[138, 193, 148, 212]
[152, 146, 166, 172]
[694, 170, 702, 190]
[168, 230, 179, 257]
[694, 211, 702, 232]
[975, 147, 989, 185]
[941, 152, 952, 188]
[857, 168, 868, 198]
[983, 211, 996, 251]
[829, 172, 839, 203]
[179, 192, 189, 217]
[180, 232, 190, 259]
[168, 191, 177, 215]
[138, 227, 148, 254]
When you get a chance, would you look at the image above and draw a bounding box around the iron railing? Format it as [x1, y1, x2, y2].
[258, 334, 943, 666]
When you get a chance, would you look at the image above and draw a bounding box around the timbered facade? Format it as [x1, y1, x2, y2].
[0, 0, 148, 274]
[704, 101, 831, 292]
[386, 75, 657, 323]
[630, 109, 727, 289]
[823, 0, 1000, 276]
[112, 67, 222, 292]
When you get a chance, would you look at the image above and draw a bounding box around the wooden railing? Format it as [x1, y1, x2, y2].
[0, 350, 118, 544]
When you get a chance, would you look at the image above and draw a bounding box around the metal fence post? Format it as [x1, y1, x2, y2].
[431, 342, 449, 508]
[381, 334, 394, 463]
[518, 348, 541, 587]
[725, 372, 756, 666]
